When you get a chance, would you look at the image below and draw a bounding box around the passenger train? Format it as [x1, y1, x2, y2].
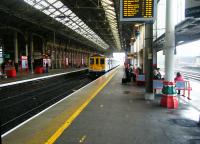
[89, 54, 119, 77]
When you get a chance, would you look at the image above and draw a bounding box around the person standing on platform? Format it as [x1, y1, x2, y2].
[45, 62, 49, 73]
[1, 61, 5, 74]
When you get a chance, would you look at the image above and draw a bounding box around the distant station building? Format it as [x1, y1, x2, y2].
[195, 56, 200, 66]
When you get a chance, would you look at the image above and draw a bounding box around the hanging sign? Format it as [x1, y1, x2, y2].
[120, 0, 156, 22]
[185, 0, 200, 18]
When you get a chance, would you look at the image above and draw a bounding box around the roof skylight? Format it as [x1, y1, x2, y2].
[101, 0, 121, 49]
[24, 0, 109, 49]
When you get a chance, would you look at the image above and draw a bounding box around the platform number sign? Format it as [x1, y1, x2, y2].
[120, 0, 156, 22]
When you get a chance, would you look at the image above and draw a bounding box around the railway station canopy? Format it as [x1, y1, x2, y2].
[0, 0, 122, 52]
[1, 0, 200, 53]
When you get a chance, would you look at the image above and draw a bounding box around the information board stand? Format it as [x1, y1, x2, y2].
[20, 56, 29, 74]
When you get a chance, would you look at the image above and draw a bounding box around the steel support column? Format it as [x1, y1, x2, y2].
[144, 24, 154, 100]
[30, 35, 34, 73]
[14, 32, 18, 72]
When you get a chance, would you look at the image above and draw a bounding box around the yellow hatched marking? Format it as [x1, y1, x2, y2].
[45, 69, 118, 144]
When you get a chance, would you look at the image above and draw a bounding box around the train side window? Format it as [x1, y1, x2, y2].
[90, 58, 94, 64]
[100, 58, 105, 64]
[96, 58, 99, 64]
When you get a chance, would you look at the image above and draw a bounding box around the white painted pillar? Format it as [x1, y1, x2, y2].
[160, 0, 178, 109]
[25, 43, 28, 56]
[136, 38, 140, 67]
[165, 0, 175, 82]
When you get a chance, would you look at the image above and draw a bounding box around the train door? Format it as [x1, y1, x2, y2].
[95, 57, 99, 70]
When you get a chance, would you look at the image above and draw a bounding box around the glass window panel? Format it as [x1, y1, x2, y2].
[40, 1, 49, 7]
[79, 23, 84, 27]
[48, 6, 56, 13]
[52, 10, 60, 16]
[53, 1, 63, 8]
[47, 0, 57, 4]
[59, 6, 68, 12]
[71, 23, 76, 27]
[65, 10, 72, 15]
[65, 23, 70, 26]
[43, 9, 51, 15]
[24, 0, 35, 5]
[68, 21, 73, 25]
[69, 13, 75, 18]
[55, 17, 61, 21]
[72, 17, 78, 21]
[35, 3, 43, 10]
[76, 19, 81, 23]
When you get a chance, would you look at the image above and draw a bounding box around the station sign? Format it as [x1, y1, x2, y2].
[120, 0, 156, 22]
[185, 0, 200, 18]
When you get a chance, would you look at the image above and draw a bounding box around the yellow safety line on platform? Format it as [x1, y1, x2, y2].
[45, 69, 118, 144]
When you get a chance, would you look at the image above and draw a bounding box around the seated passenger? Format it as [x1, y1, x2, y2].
[153, 68, 161, 79]
[174, 72, 184, 95]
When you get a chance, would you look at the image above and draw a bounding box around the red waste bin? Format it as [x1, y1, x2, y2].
[6, 69, 16, 77]
[35, 67, 44, 74]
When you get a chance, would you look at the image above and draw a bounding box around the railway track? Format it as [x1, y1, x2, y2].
[0, 71, 92, 134]
[175, 69, 200, 81]
[160, 68, 200, 81]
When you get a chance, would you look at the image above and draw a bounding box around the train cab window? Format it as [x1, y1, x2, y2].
[90, 58, 94, 64]
[100, 58, 105, 64]
[96, 58, 99, 64]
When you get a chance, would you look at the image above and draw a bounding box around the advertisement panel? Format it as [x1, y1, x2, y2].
[21, 56, 28, 69]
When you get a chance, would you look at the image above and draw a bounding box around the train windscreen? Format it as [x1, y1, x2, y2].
[90, 58, 94, 64]
[96, 58, 99, 64]
[100, 58, 105, 64]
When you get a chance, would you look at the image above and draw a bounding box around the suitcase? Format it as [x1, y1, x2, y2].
[122, 78, 127, 84]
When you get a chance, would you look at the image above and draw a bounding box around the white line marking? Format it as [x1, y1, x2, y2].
[0, 69, 87, 88]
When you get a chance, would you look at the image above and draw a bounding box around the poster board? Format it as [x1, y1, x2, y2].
[21, 56, 28, 69]
[43, 59, 51, 67]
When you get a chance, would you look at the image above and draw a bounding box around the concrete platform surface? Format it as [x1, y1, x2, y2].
[55, 67, 200, 144]
[2, 67, 116, 144]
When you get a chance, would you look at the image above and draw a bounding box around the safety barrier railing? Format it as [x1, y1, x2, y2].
[175, 81, 192, 99]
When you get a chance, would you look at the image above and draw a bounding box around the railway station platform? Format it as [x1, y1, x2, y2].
[0, 67, 88, 86]
[2, 67, 200, 144]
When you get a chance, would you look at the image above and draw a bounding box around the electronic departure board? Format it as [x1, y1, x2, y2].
[120, 0, 156, 22]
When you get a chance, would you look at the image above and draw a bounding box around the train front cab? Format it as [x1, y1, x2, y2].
[89, 56, 105, 77]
